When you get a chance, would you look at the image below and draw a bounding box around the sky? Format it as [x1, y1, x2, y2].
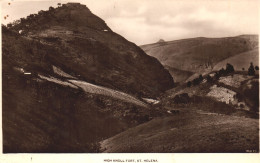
[1, 0, 259, 45]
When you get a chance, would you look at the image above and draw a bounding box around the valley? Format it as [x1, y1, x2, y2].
[100, 70, 259, 153]
[2, 2, 259, 153]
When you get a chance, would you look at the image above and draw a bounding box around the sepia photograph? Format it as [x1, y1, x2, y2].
[1, 0, 259, 155]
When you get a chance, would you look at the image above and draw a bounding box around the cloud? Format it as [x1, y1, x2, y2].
[102, 0, 258, 44]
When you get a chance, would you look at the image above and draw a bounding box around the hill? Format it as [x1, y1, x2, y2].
[7, 2, 174, 97]
[140, 35, 258, 82]
[2, 3, 173, 152]
[101, 112, 258, 152]
[164, 65, 194, 83]
[213, 49, 259, 71]
[100, 71, 259, 152]
[3, 2, 258, 153]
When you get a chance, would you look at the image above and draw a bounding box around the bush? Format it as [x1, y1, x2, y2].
[173, 93, 190, 104]
[198, 74, 203, 82]
[226, 63, 234, 73]
[187, 81, 191, 87]
[218, 68, 226, 76]
[192, 78, 200, 85]
[215, 72, 220, 79]
[255, 66, 259, 71]
[243, 81, 259, 112]
[248, 62, 255, 76]
[206, 75, 213, 82]
[49, 6, 54, 11]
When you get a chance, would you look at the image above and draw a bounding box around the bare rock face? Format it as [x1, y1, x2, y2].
[8, 3, 174, 97]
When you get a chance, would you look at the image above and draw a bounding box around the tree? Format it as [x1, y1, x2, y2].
[192, 78, 200, 85]
[226, 63, 234, 73]
[49, 6, 54, 11]
[12, 19, 21, 26]
[187, 81, 191, 87]
[215, 72, 220, 79]
[38, 10, 44, 15]
[248, 62, 255, 76]
[218, 68, 225, 76]
[198, 74, 203, 82]
[7, 23, 12, 28]
[206, 75, 213, 83]
[20, 18, 26, 23]
[255, 66, 259, 71]
[27, 14, 35, 19]
[2, 24, 8, 31]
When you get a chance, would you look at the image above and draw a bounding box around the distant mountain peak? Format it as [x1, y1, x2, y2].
[157, 39, 165, 43]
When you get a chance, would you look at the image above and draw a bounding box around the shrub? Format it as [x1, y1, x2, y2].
[218, 68, 226, 76]
[49, 6, 54, 11]
[248, 62, 255, 76]
[192, 78, 200, 85]
[226, 63, 234, 73]
[173, 93, 190, 104]
[7, 23, 12, 28]
[198, 74, 203, 82]
[206, 75, 212, 82]
[215, 72, 220, 79]
[187, 81, 191, 87]
[243, 81, 259, 112]
[255, 66, 259, 71]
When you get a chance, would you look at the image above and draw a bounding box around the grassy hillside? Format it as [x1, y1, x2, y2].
[164, 65, 194, 83]
[3, 62, 164, 153]
[101, 109, 258, 153]
[7, 3, 174, 97]
[3, 2, 259, 153]
[141, 35, 258, 82]
[101, 71, 259, 153]
[213, 49, 259, 71]
[2, 4, 172, 152]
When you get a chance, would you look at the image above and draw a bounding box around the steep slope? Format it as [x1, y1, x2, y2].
[141, 35, 258, 82]
[2, 67, 150, 153]
[2, 3, 173, 152]
[2, 26, 166, 152]
[8, 3, 174, 97]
